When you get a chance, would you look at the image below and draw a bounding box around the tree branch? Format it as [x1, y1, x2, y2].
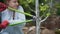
[40, 16, 49, 23]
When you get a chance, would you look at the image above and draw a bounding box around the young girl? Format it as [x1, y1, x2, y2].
[1, 0, 26, 34]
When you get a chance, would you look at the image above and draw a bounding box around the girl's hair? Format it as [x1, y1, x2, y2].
[4, 0, 10, 5]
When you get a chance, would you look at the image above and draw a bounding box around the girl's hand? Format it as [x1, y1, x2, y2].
[0, 20, 9, 29]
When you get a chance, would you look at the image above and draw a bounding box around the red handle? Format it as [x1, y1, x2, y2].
[0, 20, 9, 29]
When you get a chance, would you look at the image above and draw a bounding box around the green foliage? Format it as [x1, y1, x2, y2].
[27, 0, 35, 4]
[55, 2, 60, 8]
[55, 29, 60, 34]
[46, 13, 50, 16]
[40, 4, 49, 11]
[18, 0, 35, 19]
[18, 0, 35, 8]
[0, 0, 4, 2]
[56, 8, 60, 15]
[39, 2, 51, 18]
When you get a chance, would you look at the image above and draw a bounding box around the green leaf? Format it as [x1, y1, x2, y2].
[46, 13, 50, 16]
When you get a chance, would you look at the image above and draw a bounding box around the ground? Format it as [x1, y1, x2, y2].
[23, 26, 55, 34]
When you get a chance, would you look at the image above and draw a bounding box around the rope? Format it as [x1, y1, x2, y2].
[8, 7, 34, 17]
[8, 7, 36, 26]
[9, 19, 32, 26]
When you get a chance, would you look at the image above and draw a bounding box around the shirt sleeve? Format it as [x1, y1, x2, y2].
[1, 10, 10, 22]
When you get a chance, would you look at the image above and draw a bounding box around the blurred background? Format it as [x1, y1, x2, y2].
[0, 0, 60, 34]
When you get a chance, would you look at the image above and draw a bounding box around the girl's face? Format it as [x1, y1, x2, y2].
[8, 0, 19, 9]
